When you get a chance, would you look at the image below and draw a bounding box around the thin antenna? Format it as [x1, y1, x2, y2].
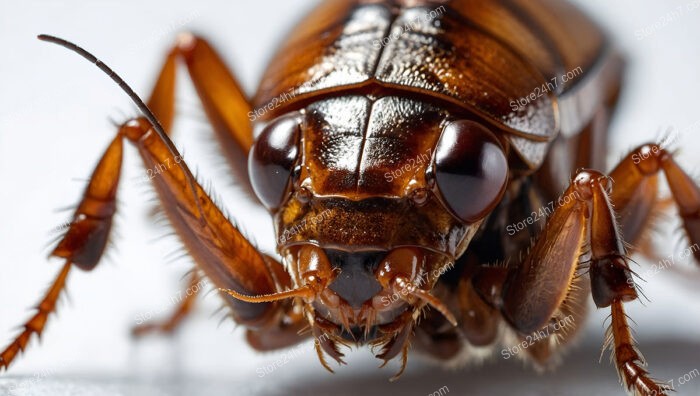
[37, 34, 205, 217]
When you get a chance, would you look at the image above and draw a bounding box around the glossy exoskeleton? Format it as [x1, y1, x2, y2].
[3, 1, 700, 395]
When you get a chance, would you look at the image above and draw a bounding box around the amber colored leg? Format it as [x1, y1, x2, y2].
[1, 49, 177, 369]
[0, 130, 124, 370]
[501, 176, 587, 334]
[146, 48, 177, 134]
[0, 36, 299, 370]
[130, 36, 252, 335]
[0, 262, 70, 370]
[143, 34, 255, 196]
[604, 299, 667, 395]
[518, 274, 590, 368]
[131, 272, 201, 337]
[501, 169, 667, 395]
[590, 172, 667, 395]
[609, 143, 700, 263]
[131, 36, 254, 334]
[120, 117, 287, 325]
[175, 33, 253, 151]
[127, 34, 302, 334]
[50, 136, 123, 270]
[142, 34, 253, 151]
[0, 116, 299, 370]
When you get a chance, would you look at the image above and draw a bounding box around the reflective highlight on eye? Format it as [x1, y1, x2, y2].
[248, 113, 301, 210]
[434, 120, 509, 223]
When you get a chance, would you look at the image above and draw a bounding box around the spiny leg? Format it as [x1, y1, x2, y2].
[123, 118, 310, 336]
[514, 275, 589, 368]
[609, 143, 700, 262]
[2, 45, 182, 363]
[501, 169, 668, 395]
[0, 262, 70, 370]
[117, 116, 308, 341]
[604, 300, 664, 395]
[129, 34, 256, 334]
[594, 143, 700, 394]
[133, 32, 276, 334]
[1, 132, 124, 370]
[0, 115, 301, 370]
[0, 36, 304, 371]
[588, 174, 660, 395]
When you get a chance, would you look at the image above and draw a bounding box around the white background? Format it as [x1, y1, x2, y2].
[1, 1, 699, 395]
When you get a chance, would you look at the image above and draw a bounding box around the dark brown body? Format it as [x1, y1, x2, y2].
[250, 0, 623, 364]
[256, 0, 623, 249]
[5, 2, 700, 395]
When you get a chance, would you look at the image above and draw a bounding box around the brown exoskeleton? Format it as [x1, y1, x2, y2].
[2, 1, 700, 395]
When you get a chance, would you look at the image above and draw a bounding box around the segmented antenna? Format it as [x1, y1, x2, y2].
[37, 34, 203, 216]
[37, 35, 178, 154]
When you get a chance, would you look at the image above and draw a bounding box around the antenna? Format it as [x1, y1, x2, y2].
[37, 34, 204, 217]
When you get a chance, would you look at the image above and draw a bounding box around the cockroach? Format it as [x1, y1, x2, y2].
[2, 1, 700, 395]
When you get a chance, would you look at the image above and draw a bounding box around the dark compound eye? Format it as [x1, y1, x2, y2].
[248, 113, 301, 210]
[434, 120, 508, 223]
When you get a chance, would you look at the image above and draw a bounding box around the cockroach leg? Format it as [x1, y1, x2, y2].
[131, 33, 260, 333]
[0, 115, 291, 369]
[173, 33, 257, 195]
[122, 118, 294, 328]
[1, 131, 124, 369]
[140, 33, 254, 149]
[501, 173, 588, 334]
[518, 274, 589, 368]
[502, 169, 668, 395]
[131, 272, 200, 337]
[604, 299, 668, 395]
[1, 36, 306, 371]
[145, 47, 177, 134]
[51, 135, 124, 270]
[609, 143, 700, 263]
[0, 261, 70, 371]
[174, 33, 253, 151]
[144, 33, 255, 194]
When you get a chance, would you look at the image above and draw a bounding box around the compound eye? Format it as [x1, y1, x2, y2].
[249, 114, 301, 210]
[434, 120, 508, 223]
